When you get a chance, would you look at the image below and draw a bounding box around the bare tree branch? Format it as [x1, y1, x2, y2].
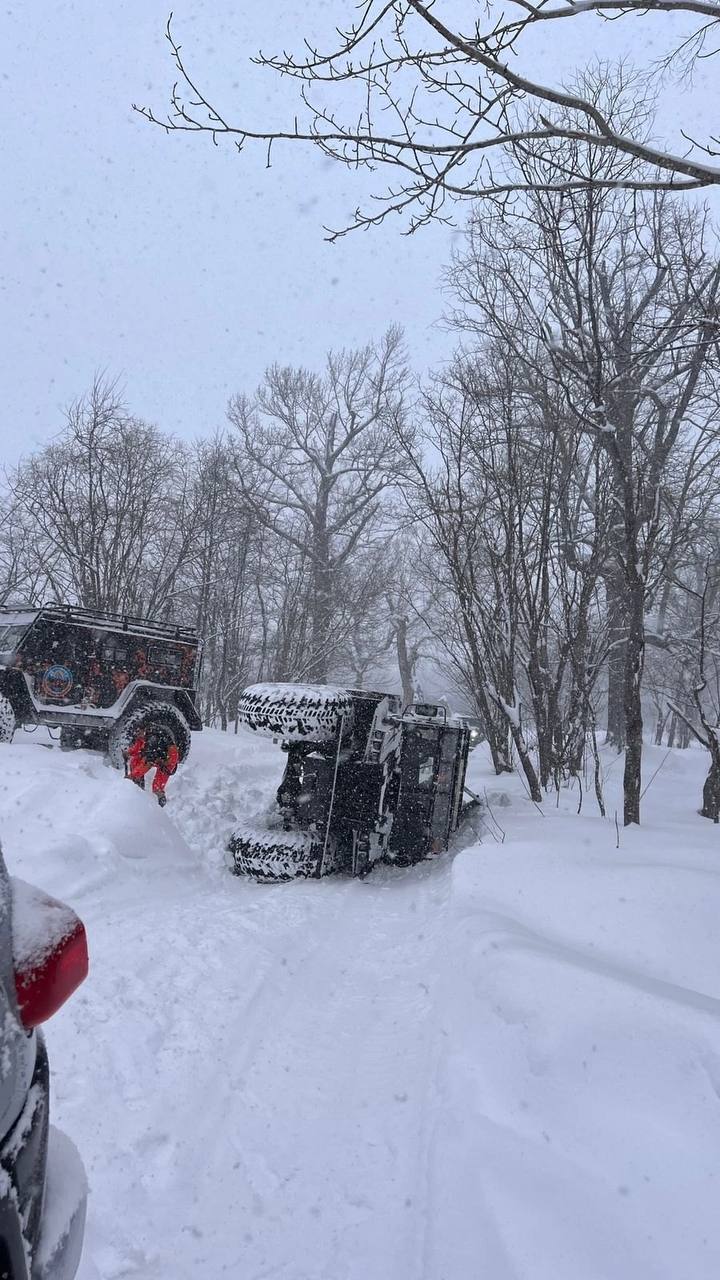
[135, 6, 720, 236]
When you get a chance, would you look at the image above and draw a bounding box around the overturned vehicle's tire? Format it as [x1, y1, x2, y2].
[238, 683, 354, 744]
[227, 821, 327, 882]
[107, 701, 191, 771]
[0, 694, 16, 744]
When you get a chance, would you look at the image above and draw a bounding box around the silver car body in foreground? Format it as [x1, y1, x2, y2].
[0, 847, 87, 1279]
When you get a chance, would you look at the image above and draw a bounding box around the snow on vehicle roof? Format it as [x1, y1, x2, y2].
[243, 682, 350, 703]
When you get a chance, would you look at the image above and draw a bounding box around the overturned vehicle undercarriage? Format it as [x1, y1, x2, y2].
[227, 683, 477, 881]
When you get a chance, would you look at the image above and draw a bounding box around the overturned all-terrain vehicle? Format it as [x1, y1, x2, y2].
[0, 603, 202, 768]
[227, 683, 476, 881]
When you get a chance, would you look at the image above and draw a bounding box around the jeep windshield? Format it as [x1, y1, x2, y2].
[0, 614, 35, 663]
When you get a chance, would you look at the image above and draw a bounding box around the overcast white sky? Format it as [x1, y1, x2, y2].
[1, 2, 717, 468]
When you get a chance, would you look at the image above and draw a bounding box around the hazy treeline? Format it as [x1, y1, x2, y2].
[1, 330, 424, 728]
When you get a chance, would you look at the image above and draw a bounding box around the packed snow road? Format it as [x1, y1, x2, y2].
[2, 728, 720, 1279]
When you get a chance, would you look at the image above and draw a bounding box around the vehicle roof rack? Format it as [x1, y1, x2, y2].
[25, 602, 198, 644]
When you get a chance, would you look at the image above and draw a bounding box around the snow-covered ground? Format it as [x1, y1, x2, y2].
[1, 727, 719, 1279]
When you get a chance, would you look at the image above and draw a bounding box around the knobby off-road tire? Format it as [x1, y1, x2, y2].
[238, 683, 354, 743]
[107, 701, 191, 771]
[0, 694, 16, 744]
[227, 822, 326, 881]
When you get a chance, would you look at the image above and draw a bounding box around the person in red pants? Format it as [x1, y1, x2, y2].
[125, 727, 180, 807]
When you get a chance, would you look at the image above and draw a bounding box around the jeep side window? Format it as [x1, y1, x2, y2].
[0, 625, 29, 652]
[101, 638, 129, 665]
[417, 755, 435, 787]
[436, 730, 459, 787]
[147, 644, 182, 677]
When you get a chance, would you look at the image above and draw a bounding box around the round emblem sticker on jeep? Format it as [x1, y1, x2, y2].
[41, 664, 74, 699]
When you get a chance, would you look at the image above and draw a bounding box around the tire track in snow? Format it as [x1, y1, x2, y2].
[17, 732, 459, 1279]
[93, 860, 455, 1280]
[476, 908, 720, 1018]
[211, 860, 453, 1280]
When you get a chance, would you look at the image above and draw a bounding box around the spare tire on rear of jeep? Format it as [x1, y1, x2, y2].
[107, 702, 191, 772]
[237, 682, 354, 743]
[227, 823, 325, 881]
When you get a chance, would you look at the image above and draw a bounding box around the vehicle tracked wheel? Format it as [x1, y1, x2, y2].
[0, 694, 16, 744]
[107, 702, 191, 771]
[227, 822, 325, 881]
[238, 683, 354, 743]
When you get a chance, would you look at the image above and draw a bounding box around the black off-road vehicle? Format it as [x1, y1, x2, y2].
[228, 683, 475, 881]
[0, 604, 202, 767]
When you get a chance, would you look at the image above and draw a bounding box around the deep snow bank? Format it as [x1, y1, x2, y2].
[0, 734, 199, 904]
[0, 728, 718, 1279]
[430, 745, 720, 1280]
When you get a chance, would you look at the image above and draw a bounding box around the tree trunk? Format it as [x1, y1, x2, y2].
[653, 707, 667, 746]
[566, 685, 590, 778]
[527, 647, 553, 788]
[473, 694, 512, 776]
[606, 571, 628, 749]
[309, 501, 332, 682]
[510, 723, 543, 802]
[456, 600, 512, 775]
[395, 615, 415, 707]
[701, 739, 720, 822]
[680, 696, 693, 748]
[622, 582, 645, 826]
[485, 718, 512, 775]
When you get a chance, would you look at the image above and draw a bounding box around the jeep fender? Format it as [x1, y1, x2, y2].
[120, 685, 202, 732]
[172, 689, 203, 732]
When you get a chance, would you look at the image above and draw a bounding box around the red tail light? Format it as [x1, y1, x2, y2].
[11, 881, 89, 1030]
[15, 919, 88, 1030]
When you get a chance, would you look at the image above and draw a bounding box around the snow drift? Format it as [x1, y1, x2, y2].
[0, 727, 718, 1279]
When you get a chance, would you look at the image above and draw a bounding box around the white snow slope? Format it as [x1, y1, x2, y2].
[1, 728, 719, 1280]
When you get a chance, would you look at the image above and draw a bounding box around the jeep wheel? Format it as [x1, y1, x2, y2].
[0, 694, 16, 744]
[108, 702, 191, 771]
[238, 683, 354, 743]
[227, 822, 324, 881]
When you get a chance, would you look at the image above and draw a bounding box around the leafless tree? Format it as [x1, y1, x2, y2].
[667, 559, 720, 820]
[402, 344, 609, 802]
[0, 366, 430, 725]
[448, 173, 720, 823]
[166, 439, 268, 726]
[10, 376, 203, 618]
[0, 498, 45, 605]
[643, 466, 720, 748]
[226, 331, 410, 681]
[400, 359, 541, 796]
[137, 6, 720, 236]
[383, 547, 431, 706]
